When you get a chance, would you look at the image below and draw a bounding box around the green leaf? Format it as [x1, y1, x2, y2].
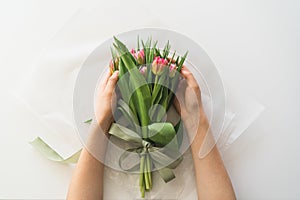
[166, 74, 180, 110]
[150, 40, 158, 62]
[155, 100, 166, 121]
[110, 46, 117, 60]
[153, 40, 158, 49]
[113, 37, 136, 65]
[117, 60, 139, 126]
[118, 99, 140, 131]
[118, 56, 127, 78]
[162, 40, 171, 58]
[151, 76, 161, 105]
[143, 45, 149, 64]
[117, 106, 134, 128]
[127, 69, 151, 128]
[137, 35, 140, 51]
[117, 63, 130, 102]
[113, 36, 129, 53]
[115, 109, 131, 127]
[119, 53, 151, 130]
[168, 51, 176, 66]
[149, 48, 155, 63]
[141, 39, 146, 49]
[84, 119, 92, 124]
[147, 65, 153, 90]
[151, 68, 168, 106]
[148, 102, 164, 122]
[178, 51, 188, 71]
[142, 39, 150, 64]
[145, 36, 152, 48]
[155, 48, 162, 57]
[175, 56, 179, 65]
[118, 51, 136, 71]
[174, 120, 183, 148]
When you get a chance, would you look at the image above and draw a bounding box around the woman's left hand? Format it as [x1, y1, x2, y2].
[95, 70, 119, 133]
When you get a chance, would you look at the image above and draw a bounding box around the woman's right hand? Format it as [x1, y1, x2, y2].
[173, 66, 209, 145]
[174, 67, 236, 200]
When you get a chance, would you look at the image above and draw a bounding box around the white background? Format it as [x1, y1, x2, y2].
[0, 0, 299, 199]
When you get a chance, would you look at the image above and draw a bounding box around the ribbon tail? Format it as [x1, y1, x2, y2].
[158, 167, 176, 183]
[29, 137, 81, 164]
[167, 155, 183, 169]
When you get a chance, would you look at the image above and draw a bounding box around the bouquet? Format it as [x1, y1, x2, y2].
[108, 36, 188, 197]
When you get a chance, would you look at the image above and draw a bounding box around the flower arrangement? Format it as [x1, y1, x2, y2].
[108, 36, 188, 197]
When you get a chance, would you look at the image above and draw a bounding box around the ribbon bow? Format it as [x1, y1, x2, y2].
[108, 122, 183, 183]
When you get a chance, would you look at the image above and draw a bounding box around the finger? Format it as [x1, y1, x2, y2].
[104, 69, 111, 83]
[180, 66, 199, 89]
[178, 77, 187, 90]
[100, 70, 111, 92]
[173, 79, 187, 115]
[176, 78, 187, 97]
[105, 70, 119, 94]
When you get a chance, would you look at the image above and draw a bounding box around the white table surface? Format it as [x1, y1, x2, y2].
[0, 0, 299, 199]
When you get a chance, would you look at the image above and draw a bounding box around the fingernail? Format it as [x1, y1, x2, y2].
[113, 70, 119, 76]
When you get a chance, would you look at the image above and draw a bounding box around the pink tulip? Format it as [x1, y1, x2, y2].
[139, 66, 147, 77]
[130, 48, 145, 65]
[169, 63, 177, 77]
[134, 49, 145, 65]
[152, 56, 168, 75]
[130, 48, 136, 54]
[159, 57, 168, 66]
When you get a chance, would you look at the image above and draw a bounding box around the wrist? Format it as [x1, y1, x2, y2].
[186, 115, 210, 153]
[86, 121, 109, 161]
[96, 116, 113, 134]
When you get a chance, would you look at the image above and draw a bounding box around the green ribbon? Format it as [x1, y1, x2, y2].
[30, 137, 81, 164]
[29, 122, 183, 183]
[108, 122, 183, 183]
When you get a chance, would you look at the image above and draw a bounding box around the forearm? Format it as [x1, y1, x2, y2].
[67, 121, 109, 200]
[67, 148, 105, 200]
[189, 119, 236, 200]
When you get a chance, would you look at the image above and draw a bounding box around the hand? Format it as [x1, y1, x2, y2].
[174, 67, 236, 200]
[94, 70, 119, 133]
[173, 66, 209, 142]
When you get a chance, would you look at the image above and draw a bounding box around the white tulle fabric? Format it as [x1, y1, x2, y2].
[16, 3, 264, 199]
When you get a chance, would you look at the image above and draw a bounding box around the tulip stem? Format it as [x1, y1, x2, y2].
[140, 184, 145, 198]
[143, 154, 150, 190]
[144, 167, 150, 190]
[146, 154, 152, 188]
[139, 155, 146, 197]
[154, 75, 158, 87]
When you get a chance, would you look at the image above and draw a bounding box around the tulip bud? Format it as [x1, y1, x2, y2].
[135, 49, 145, 65]
[130, 48, 145, 65]
[151, 56, 168, 75]
[169, 63, 177, 77]
[130, 48, 136, 54]
[139, 66, 147, 77]
[109, 57, 119, 74]
[160, 57, 168, 66]
[151, 57, 161, 75]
